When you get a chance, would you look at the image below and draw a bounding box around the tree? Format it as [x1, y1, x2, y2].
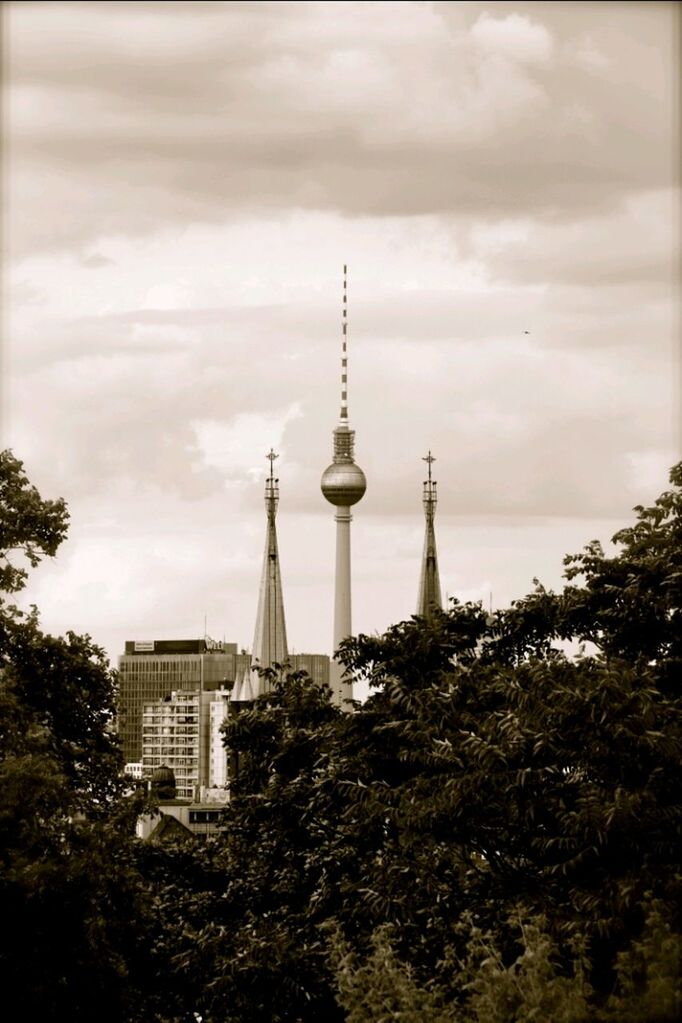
[336, 463, 682, 1003]
[0, 450, 149, 1021]
[0, 449, 68, 593]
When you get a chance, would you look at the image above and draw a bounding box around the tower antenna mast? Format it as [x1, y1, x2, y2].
[340, 263, 348, 423]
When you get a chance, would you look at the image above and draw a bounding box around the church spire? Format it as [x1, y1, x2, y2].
[251, 449, 288, 685]
[417, 451, 442, 618]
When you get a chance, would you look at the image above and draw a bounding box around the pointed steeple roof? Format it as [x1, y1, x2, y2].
[251, 449, 288, 682]
[417, 451, 443, 619]
[230, 663, 260, 704]
[229, 664, 246, 703]
[242, 664, 259, 702]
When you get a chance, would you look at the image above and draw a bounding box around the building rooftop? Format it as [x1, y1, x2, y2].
[123, 639, 238, 656]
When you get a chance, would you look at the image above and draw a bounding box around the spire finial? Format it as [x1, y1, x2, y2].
[423, 450, 436, 484]
[340, 264, 348, 423]
[266, 448, 278, 482]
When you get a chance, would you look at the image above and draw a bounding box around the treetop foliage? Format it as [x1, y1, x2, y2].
[0, 449, 68, 593]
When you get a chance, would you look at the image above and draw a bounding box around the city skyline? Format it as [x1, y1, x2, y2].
[3, 2, 679, 675]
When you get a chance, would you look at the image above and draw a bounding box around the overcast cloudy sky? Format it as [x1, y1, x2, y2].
[3, 1, 680, 671]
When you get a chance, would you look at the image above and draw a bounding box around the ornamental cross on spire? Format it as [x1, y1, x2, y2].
[423, 450, 436, 483]
[266, 448, 279, 481]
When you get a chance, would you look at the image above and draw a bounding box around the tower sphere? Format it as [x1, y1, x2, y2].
[321, 462, 367, 506]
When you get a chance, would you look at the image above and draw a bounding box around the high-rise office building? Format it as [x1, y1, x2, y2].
[141, 687, 232, 799]
[321, 265, 366, 704]
[417, 451, 443, 618]
[118, 638, 251, 764]
[141, 690, 201, 799]
[118, 638, 331, 764]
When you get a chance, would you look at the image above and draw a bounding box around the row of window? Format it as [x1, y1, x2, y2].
[142, 726, 197, 733]
[144, 760, 198, 774]
[143, 716, 198, 724]
[143, 750, 198, 759]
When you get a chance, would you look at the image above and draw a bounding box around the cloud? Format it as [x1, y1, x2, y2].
[569, 33, 610, 72]
[7, 205, 677, 526]
[5, 3, 678, 669]
[15, 485, 267, 656]
[470, 12, 554, 64]
[345, 334, 677, 521]
[5, 2, 678, 256]
[192, 404, 304, 479]
[469, 190, 680, 289]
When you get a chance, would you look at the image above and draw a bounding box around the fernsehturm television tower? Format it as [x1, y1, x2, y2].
[251, 448, 288, 682]
[416, 451, 443, 618]
[321, 266, 366, 702]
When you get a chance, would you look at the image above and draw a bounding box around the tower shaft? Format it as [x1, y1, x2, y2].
[333, 506, 352, 652]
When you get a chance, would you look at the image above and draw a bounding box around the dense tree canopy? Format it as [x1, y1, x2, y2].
[142, 463, 681, 1022]
[1, 450, 680, 1022]
[0, 452, 146, 1020]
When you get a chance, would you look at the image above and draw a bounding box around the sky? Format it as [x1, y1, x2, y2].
[2, 1, 680, 675]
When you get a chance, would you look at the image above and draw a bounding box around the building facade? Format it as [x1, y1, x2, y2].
[119, 639, 331, 779]
[141, 687, 233, 799]
[208, 694, 230, 788]
[118, 638, 251, 764]
[141, 690, 201, 799]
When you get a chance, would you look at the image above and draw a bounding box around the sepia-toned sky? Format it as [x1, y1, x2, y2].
[3, 1, 680, 673]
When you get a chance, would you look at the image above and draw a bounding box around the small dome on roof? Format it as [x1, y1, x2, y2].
[151, 765, 176, 799]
